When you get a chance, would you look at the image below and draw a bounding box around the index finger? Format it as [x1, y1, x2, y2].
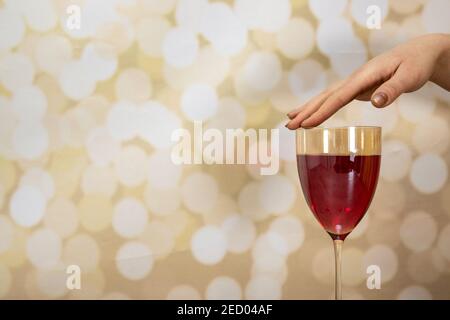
[300, 67, 383, 127]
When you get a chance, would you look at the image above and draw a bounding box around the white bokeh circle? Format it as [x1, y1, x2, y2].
[113, 198, 148, 238]
[309, 0, 348, 20]
[162, 27, 198, 68]
[0, 7, 25, 51]
[176, 0, 209, 34]
[0, 52, 34, 91]
[59, 60, 96, 101]
[234, 0, 291, 33]
[259, 175, 296, 215]
[11, 85, 47, 122]
[20, 168, 54, 200]
[81, 43, 117, 82]
[36, 265, 68, 298]
[10, 185, 46, 227]
[181, 172, 219, 214]
[114, 145, 149, 187]
[148, 149, 183, 190]
[137, 16, 170, 57]
[139, 221, 175, 258]
[138, 101, 182, 149]
[206, 276, 242, 300]
[368, 22, 407, 56]
[115, 68, 152, 103]
[26, 228, 61, 270]
[276, 18, 315, 60]
[191, 225, 227, 265]
[288, 59, 327, 103]
[35, 34, 72, 76]
[410, 153, 447, 194]
[207, 97, 246, 132]
[381, 140, 412, 182]
[400, 211, 438, 252]
[12, 122, 49, 160]
[144, 186, 181, 216]
[44, 198, 78, 239]
[221, 214, 256, 254]
[397, 91, 436, 124]
[316, 17, 354, 56]
[63, 234, 99, 272]
[412, 116, 449, 155]
[245, 276, 282, 300]
[167, 285, 201, 300]
[22, 0, 57, 32]
[116, 241, 154, 281]
[181, 84, 218, 121]
[242, 51, 282, 92]
[238, 182, 270, 222]
[86, 127, 120, 166]
[270, 72, 301, 114]
[269, 215, 304, 254]
[252, 232, 289, 272]
[200, 3, 247, 56]
[163, 45, 230, 90]
[363, 245, 398, 283]
[106, 101, 138, 142]
[422, 0, 450, 33]
[397, 286, 432, 300]
[329, 37, 367, 77]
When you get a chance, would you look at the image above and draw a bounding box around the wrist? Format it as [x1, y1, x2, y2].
[435, 33, 450, 61]
[431, 34, 450, 90]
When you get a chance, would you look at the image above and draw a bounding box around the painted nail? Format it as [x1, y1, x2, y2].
[372, 92, 388, 107]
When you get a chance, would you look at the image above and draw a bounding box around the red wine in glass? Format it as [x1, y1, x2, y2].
[297, 154, 381, 240]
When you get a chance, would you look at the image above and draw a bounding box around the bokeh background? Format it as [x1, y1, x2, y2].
[0, 0, 449, 300]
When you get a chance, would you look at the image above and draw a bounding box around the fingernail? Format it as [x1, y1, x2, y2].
[372, 92, 388, 107]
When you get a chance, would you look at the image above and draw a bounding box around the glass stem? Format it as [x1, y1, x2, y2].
[333, 239, 343, 300]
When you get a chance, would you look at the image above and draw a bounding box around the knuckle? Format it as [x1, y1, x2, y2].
[350, 67, 366, 80]
[381, 83, 399, 98]
[407, 70, 423, 86]
[332, 94, 347, 109]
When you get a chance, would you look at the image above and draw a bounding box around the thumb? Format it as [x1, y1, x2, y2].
[371, 64, 417, 108]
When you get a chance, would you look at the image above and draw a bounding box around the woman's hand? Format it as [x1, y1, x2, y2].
[286, 33, 450, 129]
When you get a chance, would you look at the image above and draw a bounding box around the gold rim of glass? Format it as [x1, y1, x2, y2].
[296, 126, 382, 156]
[295, 125, 382, 130]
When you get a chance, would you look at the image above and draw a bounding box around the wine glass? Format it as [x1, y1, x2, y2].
[296, 126, 381, 300]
